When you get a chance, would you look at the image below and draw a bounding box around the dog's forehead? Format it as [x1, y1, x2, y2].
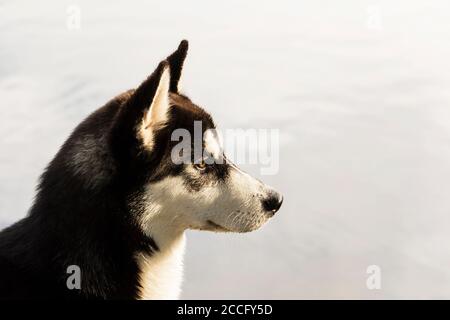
[169, 93, 215, 131]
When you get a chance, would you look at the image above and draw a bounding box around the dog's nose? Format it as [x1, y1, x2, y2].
[262, 192, 283, 215]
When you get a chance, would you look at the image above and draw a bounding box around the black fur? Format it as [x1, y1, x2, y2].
[0, 40, 224, 299]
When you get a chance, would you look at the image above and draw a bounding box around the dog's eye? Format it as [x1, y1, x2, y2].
[194, 160, 207, 171]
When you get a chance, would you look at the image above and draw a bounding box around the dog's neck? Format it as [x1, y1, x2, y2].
[136, 213, 187, 300]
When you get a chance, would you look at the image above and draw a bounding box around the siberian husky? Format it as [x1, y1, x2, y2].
[0, 40, 283, 299]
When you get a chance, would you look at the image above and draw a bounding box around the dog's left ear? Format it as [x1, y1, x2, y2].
[166, 40, 189, 92]
[110, 61, 171, 153]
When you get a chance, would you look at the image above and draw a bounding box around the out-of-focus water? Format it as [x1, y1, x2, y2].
[1, 0, 450, 299]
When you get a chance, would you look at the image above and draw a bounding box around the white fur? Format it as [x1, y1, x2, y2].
[136, 233, 185, 300]
[132, 177, 187, 300]
[140, 67, 171, 148]
[204, 129, 223, 159]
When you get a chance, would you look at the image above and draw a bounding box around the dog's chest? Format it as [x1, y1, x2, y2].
[136, 235, 186, 300]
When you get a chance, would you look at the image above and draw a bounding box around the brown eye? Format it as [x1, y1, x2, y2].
[194, 160, 207, 171]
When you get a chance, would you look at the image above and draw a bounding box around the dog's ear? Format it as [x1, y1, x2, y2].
[139, 61, 171, 148]
[110, 60, 171, 152]
[166, 40, 189, 93]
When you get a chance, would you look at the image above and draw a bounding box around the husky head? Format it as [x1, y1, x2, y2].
[85, 41, 282, 241]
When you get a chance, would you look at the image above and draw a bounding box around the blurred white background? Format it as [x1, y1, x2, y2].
[1, 0, 450, 299]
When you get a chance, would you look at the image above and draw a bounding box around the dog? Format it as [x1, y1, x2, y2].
[0, 40, 283, 299]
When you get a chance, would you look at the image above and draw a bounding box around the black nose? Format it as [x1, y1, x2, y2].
[262, 192, 283, 215]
